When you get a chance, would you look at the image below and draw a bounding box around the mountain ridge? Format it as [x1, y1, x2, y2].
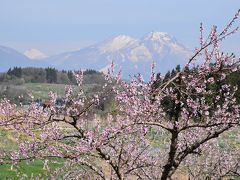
[0, 32, 191, 78]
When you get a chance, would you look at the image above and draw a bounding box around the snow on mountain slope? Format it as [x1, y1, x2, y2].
[24, 48, 48, 60]
[142, 32, 188, 58]
[97, 35, 137, 53]
[44, 32, 191, 78]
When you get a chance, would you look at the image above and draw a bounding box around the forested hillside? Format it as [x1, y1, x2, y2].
[0, 67, 107, 105]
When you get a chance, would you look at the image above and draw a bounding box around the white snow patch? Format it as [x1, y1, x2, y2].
[98, 35, 137, 53]
[128, 45, 152, 62]
[24, 48, 48, 59]
[144, 32, 172, 41]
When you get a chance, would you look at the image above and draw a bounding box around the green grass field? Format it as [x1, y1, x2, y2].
[25, 83, 68, 100]
[25, 83, 100, 100]
[1, 160, 47, 179]
[0, 159, 64, 179]
[0, 128, 63, 179]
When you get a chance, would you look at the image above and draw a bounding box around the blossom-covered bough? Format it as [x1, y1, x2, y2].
[0, 10, 240, 180]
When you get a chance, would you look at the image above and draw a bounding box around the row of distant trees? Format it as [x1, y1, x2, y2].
[0, 67, 103, 85]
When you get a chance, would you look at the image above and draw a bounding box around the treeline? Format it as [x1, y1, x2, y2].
[0, 67, 105, 85]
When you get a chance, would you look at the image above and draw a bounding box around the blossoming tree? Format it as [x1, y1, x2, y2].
[0, 10, 240, 180]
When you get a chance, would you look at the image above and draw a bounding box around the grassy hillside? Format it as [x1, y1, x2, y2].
[25, 83, 104, 100]
[25, 83, 67, 100]
[0, 82, 105, 104]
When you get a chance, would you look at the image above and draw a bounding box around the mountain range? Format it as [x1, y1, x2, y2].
[0, 32, 191, 78]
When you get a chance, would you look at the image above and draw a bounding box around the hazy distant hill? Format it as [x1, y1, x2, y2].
[0, 46, 49, 72]
[0, 45, 32, 72]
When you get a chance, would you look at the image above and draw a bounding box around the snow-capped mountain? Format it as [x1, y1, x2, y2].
[24, 48, 48, 60]
[0, 46, 49, 72]
[45, 32, 191, 78]
[0, 32, 191, 78]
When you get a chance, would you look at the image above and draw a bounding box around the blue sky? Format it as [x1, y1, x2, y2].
[0, 0, 239, 55]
